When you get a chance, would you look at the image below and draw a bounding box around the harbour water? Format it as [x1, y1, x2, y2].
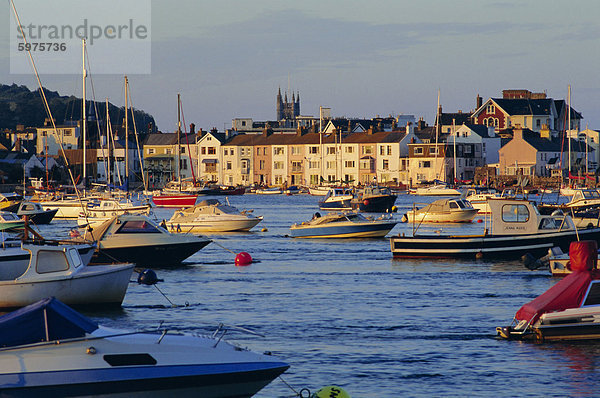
[37, 193, 600, 397]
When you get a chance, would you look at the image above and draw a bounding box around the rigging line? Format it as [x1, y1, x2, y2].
[179, 99, 197, 183]
[125, 80, 147, 192]
[84, 45, 110, 186]
[9, 0, 85, 210]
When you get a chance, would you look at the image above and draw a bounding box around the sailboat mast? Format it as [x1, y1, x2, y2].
[106, 98, 110, 187]
[319, 106, 323, 184]
[453, 118, 457, 184]
[434, 89, 440, 181]
[177, 93, 181, 184]
[82, 38, 86, 190]
[124, 76, 130, 185]
[568, 85, 571, 178]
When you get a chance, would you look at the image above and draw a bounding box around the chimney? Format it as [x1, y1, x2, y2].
[190, 123, 195, 134]
[367, 127, 374, 135]
[476, 95, 482, 109]
[406, 122, 414, 135]
[417, 118, 426, 130]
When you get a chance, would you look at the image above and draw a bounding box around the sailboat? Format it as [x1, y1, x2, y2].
[152, 94, 200, 208]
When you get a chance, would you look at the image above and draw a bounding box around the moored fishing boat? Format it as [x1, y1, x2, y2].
[290, 211, 397, 238]
[318, 187, 353, 211]
[390, 198, 600, 259]
[0, 297, 289, 397]
[497, 240, 600, 342]
[351, 185, 397, 213]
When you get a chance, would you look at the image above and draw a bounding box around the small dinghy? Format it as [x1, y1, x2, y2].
[0, 298, 289, 396]
[497, 240, 600, 342]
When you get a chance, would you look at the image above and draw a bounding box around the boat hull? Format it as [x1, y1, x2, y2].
[318, 199, 352, 211]
[291, 221, 396, 238]
[351, 195, 397, 213]
[152, 195, 198, 208]
[19, 208, 58, 225]
[166, 218, 262, 233]
[0, 264, 133, 309]
[93, 240, 211, 266]
[390, 228, 600, 259]
[403, 209, 478, 223]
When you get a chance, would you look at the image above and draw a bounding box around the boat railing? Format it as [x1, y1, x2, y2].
[211, 322, 265, 348]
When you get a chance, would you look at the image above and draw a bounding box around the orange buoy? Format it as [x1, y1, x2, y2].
[235, 252, 252, 266]
[363, 199, 370, 206]
[477, 219, 483, 223]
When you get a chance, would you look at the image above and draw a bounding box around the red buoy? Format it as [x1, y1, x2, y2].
[363, 200, 370, 206]
[477, 219, 483, 223]
[235, 252, 252, 266]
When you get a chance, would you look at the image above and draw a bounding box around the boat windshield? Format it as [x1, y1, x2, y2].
[116, 220, 162, 234]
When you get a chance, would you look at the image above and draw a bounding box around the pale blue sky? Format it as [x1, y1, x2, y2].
[3, 0, 600, 131]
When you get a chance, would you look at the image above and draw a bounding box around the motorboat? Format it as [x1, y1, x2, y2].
[0, 193, 23, 212]
[0, 211, 25, 231]
[410, 182, 463, 196]
[497, 240, 600, 342]
[74, 214, 212, 266]
[152, 193, 199, 208]
[464, 188, 499, 214]
[255, 187, 282, 195]
[390, 198, 600, 259]
[32, 193, 94, 219]
[402, 198, 479, 223]
[0, 298, 289, 396]
[283, 185, 301, 195]
[309, 185, 334, 196]
[539, 188, 600, 216]
[81, 198, 152, 218]
[318, 187, 354, 211]
[15, 201, 58, 225]
[166, 199, 263, 233]
[351, 185, 397, 213]
[0, 241, 132, 309]
[290, 211, 397, 238]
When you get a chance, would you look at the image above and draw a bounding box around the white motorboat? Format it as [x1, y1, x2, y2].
[0, 241, 132, 309]
[464, 188, 499, 214]
[411, 183, 462, 196]
[308, 185, 333, 196]
[290, 211, 397, 238]
[498, 240, 600, 342]
[318, 187, 353, 211]
[0, 298, 289, 396]
[255, 187, 282, 195]
[402, 198, 479, 223]
[33, 194, 94, 219]
[77, 198, 153, 227]
[166, 199, 263, 233]
[75, 214, 212, 266]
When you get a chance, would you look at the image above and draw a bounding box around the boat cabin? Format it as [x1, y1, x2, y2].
[0, 244, 84, 281]
[487, 198, 574, 235]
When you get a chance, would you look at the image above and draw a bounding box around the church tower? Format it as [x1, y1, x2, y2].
[276, 88, 300, 121]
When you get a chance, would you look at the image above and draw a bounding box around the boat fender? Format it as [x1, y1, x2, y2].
[137, 269, 164, 285]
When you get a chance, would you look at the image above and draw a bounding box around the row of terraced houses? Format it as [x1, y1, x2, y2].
[141, 89, 596, 188]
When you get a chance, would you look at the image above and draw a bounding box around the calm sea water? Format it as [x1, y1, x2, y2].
[38, 193, 600, 397]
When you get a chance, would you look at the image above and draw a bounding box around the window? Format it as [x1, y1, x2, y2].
[363, 146, 373, 155]
[309, 161, 319, 169]
[274, 175, 283, 184]
[327, 147, 336, 155]
[419, 161, 431, 168]
[147, 148, 155, 154]
[536, 119, 541, 128]
[166, 148, 172, 155]
[382, 159, 389, 170]
[274, 161, 284, 170]
[326, 161, 336, 169]
[309, 146, 319, 154]
[201, 147, 206, 155]
[257, 148, 261, 155]
[291, 146, 301, 155]
[259, 160, 265, 170]
[429, 147, 439, 156]
[223, 149, 228, 156]
[464, 145, 472, 154]
[345, 146, 354, 153]
[414, 147, 423, 155]
[36, 250, 68, 273]
[344, 160, 355, 168]
[227, 148, 233, 156]
[291, 161, 302, 172]
[486, 104, 495, 114]
[583, 282, 600, 306]
[226, 161, 232, 170]
[502, 204, 529, 223]
[274, 147, 284, 155]
[380, 146, 385, 155]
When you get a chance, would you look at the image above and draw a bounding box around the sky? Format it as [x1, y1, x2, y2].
[1, 0, 600, 132]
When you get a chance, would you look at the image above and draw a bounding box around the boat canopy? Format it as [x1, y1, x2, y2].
[0, 297, 98, 348]
[515, 241, 600, 323]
